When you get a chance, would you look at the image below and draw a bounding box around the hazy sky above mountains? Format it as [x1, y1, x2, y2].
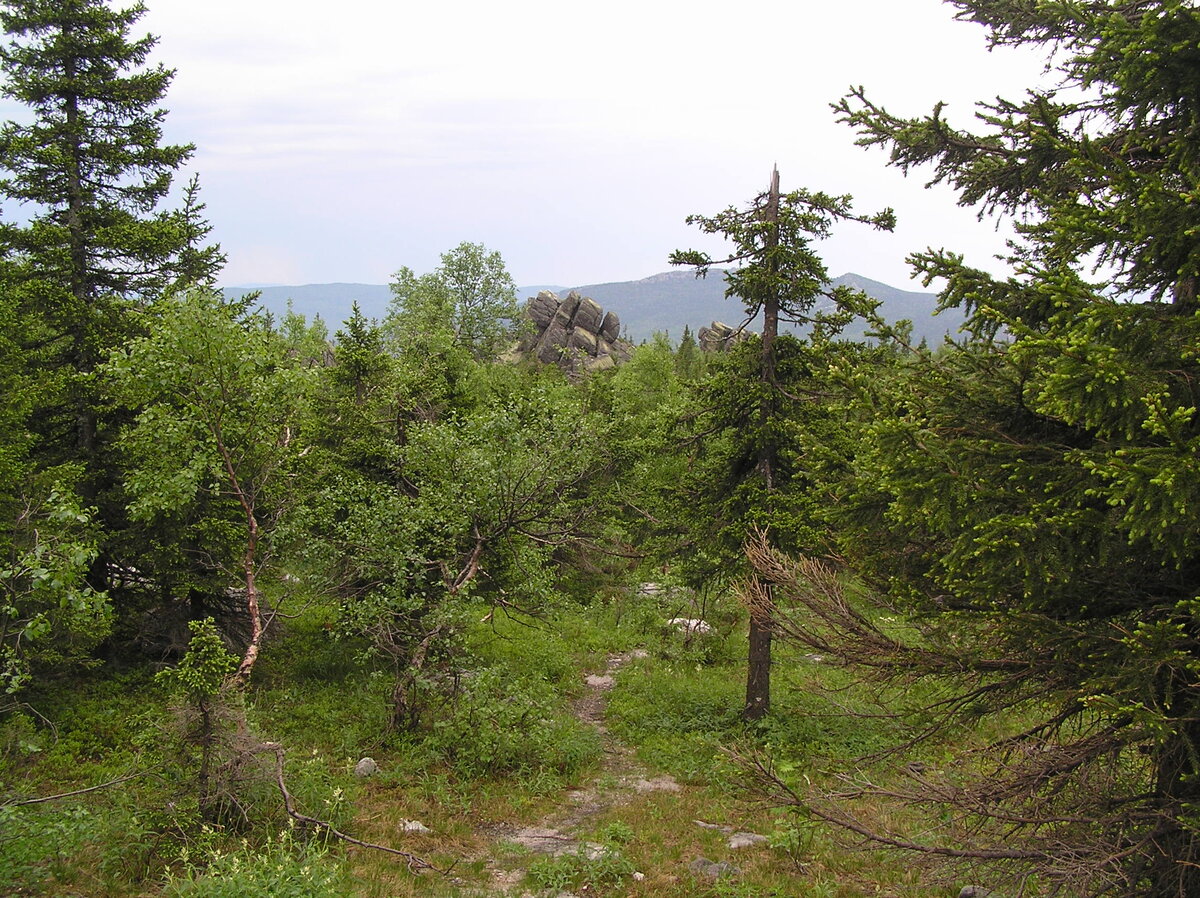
[121, 0, 1050, 288]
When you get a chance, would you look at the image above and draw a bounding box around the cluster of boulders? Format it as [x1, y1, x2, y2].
[517, 290, 635, 374]
[698, 320, 749, 352]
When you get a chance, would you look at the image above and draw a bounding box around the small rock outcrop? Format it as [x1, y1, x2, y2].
[698, 320, 750, 352]
[517, 290, 634, 374]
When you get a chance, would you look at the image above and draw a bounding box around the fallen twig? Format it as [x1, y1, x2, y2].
[5, 770, 150, 807]
[258, 742, 452, 875]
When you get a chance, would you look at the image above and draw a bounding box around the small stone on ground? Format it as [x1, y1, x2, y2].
[728, 831, 768, 849]
[688, 857, 740, 880]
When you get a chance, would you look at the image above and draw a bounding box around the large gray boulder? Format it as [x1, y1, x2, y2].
[599, 311, 620, 342]
[559, 290, 582, 320]
[571, 298, 604, 335]
[527, 291, 559, 328]
[698, 320, 749, 352]
[568, 328, 598, 356]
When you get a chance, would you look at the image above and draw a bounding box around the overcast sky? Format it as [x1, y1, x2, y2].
[100, 1, 1046, 288]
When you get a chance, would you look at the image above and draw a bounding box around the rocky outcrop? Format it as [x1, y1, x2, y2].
[516, 290, 635, 374]
[698, 321, 750, 352]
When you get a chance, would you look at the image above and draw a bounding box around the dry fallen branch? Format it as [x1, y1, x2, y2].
[4, 770, 150, 807]
[257, 742, 452, 875]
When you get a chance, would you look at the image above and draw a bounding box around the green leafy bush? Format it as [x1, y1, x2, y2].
[465, 610, 580, 688]
[608, 663, 742, 738]
[527, 844, 636, 891]
[424, 668, 600, 778]
[607, 663, 743, 779]
[156, 618, 238, 702]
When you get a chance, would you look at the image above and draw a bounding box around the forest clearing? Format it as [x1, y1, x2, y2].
[4, 2, 1200, 897]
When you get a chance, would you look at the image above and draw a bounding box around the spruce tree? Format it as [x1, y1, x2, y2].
[755, 3, 1200, 895]
[0, 0, 218, 598]
[0, 0, 208, 474]
[674, 325, 704, 381]
[671, 169, 893, 719]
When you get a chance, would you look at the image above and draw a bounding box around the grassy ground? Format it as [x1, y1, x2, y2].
[1, 582, 989, 897]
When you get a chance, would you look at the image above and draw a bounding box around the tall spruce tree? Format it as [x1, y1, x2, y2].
[671, 169, 893, 719]
[0, 0, 217, 598]
[751, 3, 1200, 895]
[0, 0, 208, 476]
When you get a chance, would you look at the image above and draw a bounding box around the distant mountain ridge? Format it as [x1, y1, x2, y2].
[223, 271, 964, 344]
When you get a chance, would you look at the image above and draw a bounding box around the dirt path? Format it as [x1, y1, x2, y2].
[479, 648, 680, 889]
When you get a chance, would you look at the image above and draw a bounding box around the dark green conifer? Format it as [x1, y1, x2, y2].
[761, 3, 1200, 894]
[0, 0, 208, 474]
[0, 0, 217, 601]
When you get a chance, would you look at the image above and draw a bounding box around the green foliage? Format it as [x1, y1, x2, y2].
[466, 609, 588, 688]
[767, 809, 817, 869]
[670, 180, 894, 330]
[0, 0, 220, 542]
[0, 0, 199, 302]
[839, 1, 1200, 305]
[109, 290, 312, 681]
[110, 292, 310, 533]
[279, 302, 331, 367]
[163, 826, 346, 898]
[0, 265, 39, 522]
[156, 619, 237, 702]
[303, 340, 614, 727]
[424, 668, 600, 778]
[610, 333, 683, 425]
[387, 241, 520, 360]
[527, 841, 636, 891]
[607, 662, 741, 778]
[245, 603, 386, 757]
[170, 173, 227, 291]
[675, 325, 706, 381]
[0, 485, 109, 698]
[0, 794, 167, 892]
[609, 663, 743, 738]
[663, 175, 897, 581]
[0, 803, 98, 894]
[772, 2, 1200, 893]
[669, 172, 895, 719]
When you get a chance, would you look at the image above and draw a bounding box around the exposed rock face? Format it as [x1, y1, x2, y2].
[516, 290, 635, 374]
[698, 320, 750, 352]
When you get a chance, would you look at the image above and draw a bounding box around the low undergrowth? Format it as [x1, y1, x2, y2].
[1, 581, 1006, 898]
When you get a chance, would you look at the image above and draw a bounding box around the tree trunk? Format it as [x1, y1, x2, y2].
[745, 167, 781, 721]
[232, 516, 262, 688]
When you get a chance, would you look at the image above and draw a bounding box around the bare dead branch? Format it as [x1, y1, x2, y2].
[4, 770, 150, 807]
[257, 742, 451, 875]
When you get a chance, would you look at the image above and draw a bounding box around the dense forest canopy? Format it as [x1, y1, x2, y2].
[1, 2, 1198, 897]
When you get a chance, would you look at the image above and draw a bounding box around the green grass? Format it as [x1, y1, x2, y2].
[0, 580, 1034, 898]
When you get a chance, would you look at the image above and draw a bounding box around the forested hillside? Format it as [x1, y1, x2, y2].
[227, 270, 964, 345]
[4, 2, 1200, 898]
